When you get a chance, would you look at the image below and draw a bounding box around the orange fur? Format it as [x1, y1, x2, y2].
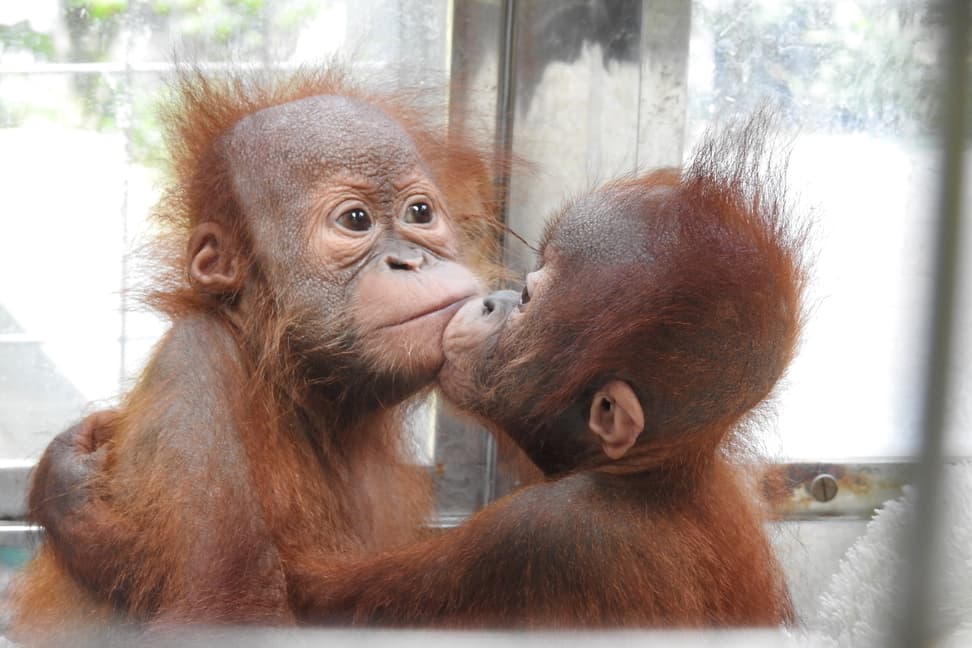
[289, 117, 802, 628]
[6, 64, 502, 643]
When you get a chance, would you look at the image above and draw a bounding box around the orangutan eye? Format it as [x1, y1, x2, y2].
[337, 208, 372, 232]
[519, 285, 531, 306]
[404, 202, 433, 224]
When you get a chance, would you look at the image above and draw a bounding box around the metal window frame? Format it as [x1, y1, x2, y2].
[0, 458, 930, 532]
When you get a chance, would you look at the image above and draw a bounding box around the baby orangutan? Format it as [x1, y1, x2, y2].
[31, 120, 804, 629]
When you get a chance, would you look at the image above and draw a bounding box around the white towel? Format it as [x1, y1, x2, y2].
[815, 462, 972, 647]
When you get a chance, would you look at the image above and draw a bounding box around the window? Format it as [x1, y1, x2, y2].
[0, 0, 453, 460]
[1, 0, 968, 641]
[3, 1, 966, 462]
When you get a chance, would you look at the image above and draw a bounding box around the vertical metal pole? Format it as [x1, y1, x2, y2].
[894, 2, 970, 646]
[483, 0, 518, 505]
[493, 0, 518, 219]
[118, 8, 135, 388]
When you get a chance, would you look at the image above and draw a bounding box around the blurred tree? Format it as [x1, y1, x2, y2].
[0, 21, 56, 125]
[0, 21, 55, 59]
[696, 0, 943, 136]
[0, 0, 322, 151]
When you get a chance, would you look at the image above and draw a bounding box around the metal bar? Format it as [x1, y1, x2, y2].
[893, 2, 971, 646]
[0, 62, 177, 75]
[0, 523, 41, 549]
[0, 335, 46, 344]
[0, 463, 31, 520]
[493, 0, 518, 219]
[0, 461, 926, 524]
[0, 335, 162, 344]
[118, 10, 135, 390]
[763, 461, 916, 521]
[480, 0, 519, 506]
[0, 61, 387, 76]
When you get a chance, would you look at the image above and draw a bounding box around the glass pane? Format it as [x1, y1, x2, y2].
[2, 0, 967, 462]
[686, 0, 967, 459]
[498, 0, 966, 460]
[0, 0, 452, 460]
[1, 73, 128, 457]
[504, 0, 650, 275]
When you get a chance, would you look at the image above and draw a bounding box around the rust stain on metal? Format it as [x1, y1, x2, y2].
[761, 462, 913, 519]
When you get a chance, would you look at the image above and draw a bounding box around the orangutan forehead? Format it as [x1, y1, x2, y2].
[224, 94, 422, 181]
[546, 185, 676, 267]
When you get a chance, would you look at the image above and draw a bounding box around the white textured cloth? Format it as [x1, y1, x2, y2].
[814, 462, 972, 647]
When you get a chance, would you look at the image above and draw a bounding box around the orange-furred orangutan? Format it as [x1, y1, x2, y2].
[6, 66, 501, 643]
[29, 118, 804, 631]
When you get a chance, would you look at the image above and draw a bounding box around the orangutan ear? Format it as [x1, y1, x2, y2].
[588, 380, 645, 460]
[187, 222, 241, 294]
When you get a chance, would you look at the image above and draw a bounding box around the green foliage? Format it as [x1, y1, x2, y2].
[695, 0, 943, 136]
[8, 0, 947, 169]
[67, 0, 130, 21]
[1, 0, 320, 160]
[229, 0, 266, 17]
[0, 19, 57, 126]
[0, 21, 56, 58]
[130, 80, 167, 171]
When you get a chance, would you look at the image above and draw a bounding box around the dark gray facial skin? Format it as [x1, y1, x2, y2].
[226, 95, 437, 293]
[223, 95, 483, 405]
[437, 187, 671, 475]
[439, 266, 602, 476]
[439, 182, 678, 413]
